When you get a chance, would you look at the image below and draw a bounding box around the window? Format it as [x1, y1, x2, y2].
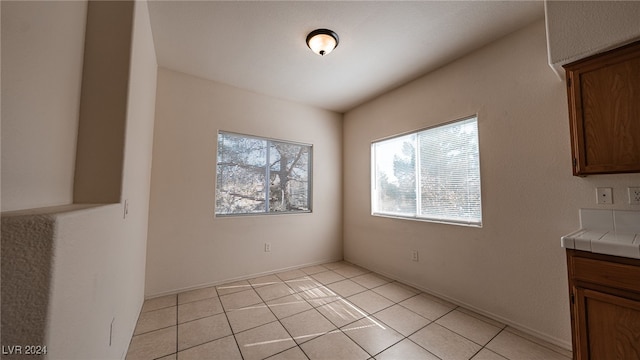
[371, 116, 482, 226]
[216, 131, 312, 216]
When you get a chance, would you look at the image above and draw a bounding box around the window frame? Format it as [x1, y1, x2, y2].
[215, 130, 313, 218]
[371, 115, 482, 227]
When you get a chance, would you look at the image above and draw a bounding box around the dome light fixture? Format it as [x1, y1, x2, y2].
[306, 29, 339, 56]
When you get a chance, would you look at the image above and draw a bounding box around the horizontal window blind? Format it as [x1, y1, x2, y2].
[418, 118, 481, 225]
[372, 116, 482, 227]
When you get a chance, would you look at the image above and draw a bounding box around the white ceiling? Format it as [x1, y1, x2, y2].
[147, 1, 544, 113]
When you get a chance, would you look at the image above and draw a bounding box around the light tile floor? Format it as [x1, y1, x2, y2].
[126, 261, 572, 360]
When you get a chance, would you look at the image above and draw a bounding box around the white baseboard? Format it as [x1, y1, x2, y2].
[144, 258, 343, 299]
[345, 259, 572, 355]
[146, 257, 572, 357]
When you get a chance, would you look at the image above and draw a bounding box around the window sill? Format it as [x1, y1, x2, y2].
[371, 212, 482, 228]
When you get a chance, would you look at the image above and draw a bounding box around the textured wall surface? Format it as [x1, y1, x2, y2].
[545, 0, 640, 69]
[1, 213, 55, 360]
[0, 204, 98, 360]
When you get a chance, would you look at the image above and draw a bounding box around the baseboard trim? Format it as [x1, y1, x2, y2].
[345, 258, 572, 355]
[144, 258, 343, 299]
[146, 257, 572, 356]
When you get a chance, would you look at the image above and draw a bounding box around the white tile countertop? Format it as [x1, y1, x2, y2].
[561, 209, 640, 259]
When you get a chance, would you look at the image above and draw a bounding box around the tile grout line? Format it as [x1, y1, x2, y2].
[132, 261, 568, 359]
[132, 323, 176, 338]
[476, 328, 510, 360]
[169, 290, 232, 354]
[252, 273, 298, 357]
[177, 281, 463, 359]
[272, 271, 318, 359]
[502, 327, 572, 359]
[174, 303, 178, 358]
[319, 302, 381, 359]
[307, 271, 404, 359]
[216, 286, 247, 360]
[312, 269, 413, 357]
[278, 268, 380, 358]
[133, 266, 345, 358]
[175, 296, 223, 325]
[370, 298, 453, 360]
[406, 304, 513, 359]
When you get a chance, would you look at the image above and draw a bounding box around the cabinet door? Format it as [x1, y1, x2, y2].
[564, 41, 640, 175]
[576, 288, 640, 359]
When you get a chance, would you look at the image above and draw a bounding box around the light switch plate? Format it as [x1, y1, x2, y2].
[596, 188, 613, 205]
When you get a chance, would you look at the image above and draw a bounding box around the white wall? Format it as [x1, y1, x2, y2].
[1, 1, 87, 211]
[545, 0, 640, 72]
[343, 20, 640, 349]
[46, 204, 128, 359]
[73, 1, 133, 204]
[46, 1, 157, 358]
[50, 2, 157, 358]
[1, 1, 157, 359]
[120, 0, 158, 333]
[145, 68, 343, 296]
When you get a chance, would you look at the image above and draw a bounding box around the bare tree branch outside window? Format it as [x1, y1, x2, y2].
[216, 132, 312, 216]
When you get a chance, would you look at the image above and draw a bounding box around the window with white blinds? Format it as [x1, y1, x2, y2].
[371, 116, 482, 227]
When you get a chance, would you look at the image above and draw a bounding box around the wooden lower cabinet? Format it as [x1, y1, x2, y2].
[566, 250, 640, 359]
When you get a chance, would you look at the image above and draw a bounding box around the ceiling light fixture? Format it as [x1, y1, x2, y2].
[306, 29, 339, 56]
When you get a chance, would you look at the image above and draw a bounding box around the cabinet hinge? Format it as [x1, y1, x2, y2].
[573, 158, 577, 168]
[567, 78, 572, 87]
[570, 293, 575, 304]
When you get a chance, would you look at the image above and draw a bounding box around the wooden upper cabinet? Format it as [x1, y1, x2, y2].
[564, 41, 640, 176]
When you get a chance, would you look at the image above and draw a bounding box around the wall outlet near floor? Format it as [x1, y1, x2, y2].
[596, 187, 613, 205]
[264, 243, 271, 252]
[411, 250, 419, 262]
[629, 187, 640, 205]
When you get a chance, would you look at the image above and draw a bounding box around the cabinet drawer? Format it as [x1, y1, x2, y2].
[572, 257, 640, 293]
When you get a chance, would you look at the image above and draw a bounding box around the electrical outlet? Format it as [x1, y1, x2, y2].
[629, 187, 640, 205]
[264, 243, 271, 252]
[411, 250, 419, 262]
[596, 188, 613, 205]
[123, 199, 129, 219]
